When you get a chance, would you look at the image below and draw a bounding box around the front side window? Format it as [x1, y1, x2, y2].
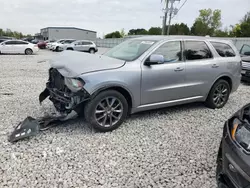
[64, 40, 76, 44]
[104, 39, 157, 61]
[211, 42, 236, 57]
[151, 41, 182, 63]
[240, 44, 250, 55]
[184, 41, 213, 61]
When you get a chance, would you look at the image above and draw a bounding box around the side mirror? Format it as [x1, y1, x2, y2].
[144, 54, 164, 66]
[244, 51, 250, 56]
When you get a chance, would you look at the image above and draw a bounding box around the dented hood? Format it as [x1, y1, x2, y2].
[48, 51, 126, 78]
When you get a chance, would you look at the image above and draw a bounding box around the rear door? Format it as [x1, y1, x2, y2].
[184, 40, 219, 98]
[73, 41, 84, 51]
[15, 41, 29, 53]
[82, 41, 92, 51]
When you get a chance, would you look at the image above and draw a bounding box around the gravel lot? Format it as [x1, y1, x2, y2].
[0, 49, 250, 188]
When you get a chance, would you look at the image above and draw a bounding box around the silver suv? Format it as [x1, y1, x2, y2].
[66, 40, 98, 53]
[39, 36, 242, 132]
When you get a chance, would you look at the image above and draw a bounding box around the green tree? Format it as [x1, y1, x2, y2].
[105, 31, 122, 38]
[128, 28, 148, 35]
[169, 23, 190, 35]
[148, 27, 162, 35]
[191, 8, 222, 36]
[214, 28, 229, 37]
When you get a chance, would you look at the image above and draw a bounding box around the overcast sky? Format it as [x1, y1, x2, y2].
[1, 0, 249, 37]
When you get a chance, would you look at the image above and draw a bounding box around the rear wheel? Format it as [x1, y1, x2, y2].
[205, 80, 230, 109]
[67, 48, 74, 51]
[84, 90, 128, 132]
[25, 48, 33, 55]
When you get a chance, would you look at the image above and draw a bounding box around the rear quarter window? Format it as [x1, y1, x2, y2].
[210, 42, 236, 57]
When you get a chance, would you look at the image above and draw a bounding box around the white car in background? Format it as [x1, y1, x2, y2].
[48, 39, 67, 50]
[0, 40, 39, 55]
[52, 39, 76, 52]
[66, 40, 98, 53]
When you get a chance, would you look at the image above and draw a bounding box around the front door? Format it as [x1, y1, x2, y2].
[141, 40, 187, 105]
[74, 41, 84, 51]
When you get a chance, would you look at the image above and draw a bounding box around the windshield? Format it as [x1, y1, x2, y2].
[104, 39, 157, 61]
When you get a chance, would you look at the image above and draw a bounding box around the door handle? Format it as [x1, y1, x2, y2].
[212, 64, 219, 68]
[174, 67, 184, 72]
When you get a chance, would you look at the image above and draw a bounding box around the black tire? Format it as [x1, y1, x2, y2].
[25, 48, 33, 55]
[89, 48, 95, 54]
[56, 46, 60, 52]
[205, 79, 230, 109]
[84, 90, 128, 132]
[67, 48, 74, 51]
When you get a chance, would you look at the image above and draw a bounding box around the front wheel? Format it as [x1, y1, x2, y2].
[205, 80, 230, 109]
[89, 48, 95, 54]
[84, 90, 128, 132]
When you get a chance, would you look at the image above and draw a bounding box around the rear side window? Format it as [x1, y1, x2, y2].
[211, 42, 236, 57]
[184, 41, 212, 61]
[83, 42, 92, 45]
[15, 41, 28, 45]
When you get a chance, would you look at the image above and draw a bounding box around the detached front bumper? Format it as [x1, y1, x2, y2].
[39, 68, 90, 114]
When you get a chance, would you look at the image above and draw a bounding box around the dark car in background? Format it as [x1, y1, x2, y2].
[216, 103, 250, 188]
[37, 40, 47, 49]
[240, 44, 250, 82]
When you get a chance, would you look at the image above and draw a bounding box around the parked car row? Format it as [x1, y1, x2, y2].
[46, 39, 98, 53]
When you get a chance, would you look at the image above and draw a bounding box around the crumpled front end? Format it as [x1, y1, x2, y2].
[39, 68, 90, 114]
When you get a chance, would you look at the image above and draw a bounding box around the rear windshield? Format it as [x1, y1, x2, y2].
[104, 39, 157, 61]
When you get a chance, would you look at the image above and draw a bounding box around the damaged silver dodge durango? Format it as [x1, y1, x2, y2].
[39, 36, 242, 132]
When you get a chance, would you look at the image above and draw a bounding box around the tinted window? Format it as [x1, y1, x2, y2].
[152, 41, 182, 63]
[5, 41, 17, 45]
[64, 40, 76, 44]
[15, 41, 28, 45]
[241, 44, 250, 55]
[184, 41, 212, 60]
[83, 42, 92, 45]
[211, 42, 236, 57]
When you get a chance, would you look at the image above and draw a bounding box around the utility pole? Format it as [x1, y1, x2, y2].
[161, 0, 169, 35]
[162, 0, 180, 35]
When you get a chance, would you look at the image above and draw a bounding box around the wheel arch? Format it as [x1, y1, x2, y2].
[207, 75, 233, 99]
[90, 85, 134, 114]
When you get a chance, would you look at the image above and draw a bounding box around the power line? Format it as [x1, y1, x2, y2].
[171, 0, 188, 19]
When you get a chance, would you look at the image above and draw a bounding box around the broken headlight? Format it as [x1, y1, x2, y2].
[64, 78, 85, 92]
[231, 118, 250, 152]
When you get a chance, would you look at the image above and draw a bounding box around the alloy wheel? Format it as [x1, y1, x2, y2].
[94, 97, 123, 127]
[213, 84, 229, 106]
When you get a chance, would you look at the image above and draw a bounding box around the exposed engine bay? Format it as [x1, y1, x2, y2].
[39, 68, 90, 114]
